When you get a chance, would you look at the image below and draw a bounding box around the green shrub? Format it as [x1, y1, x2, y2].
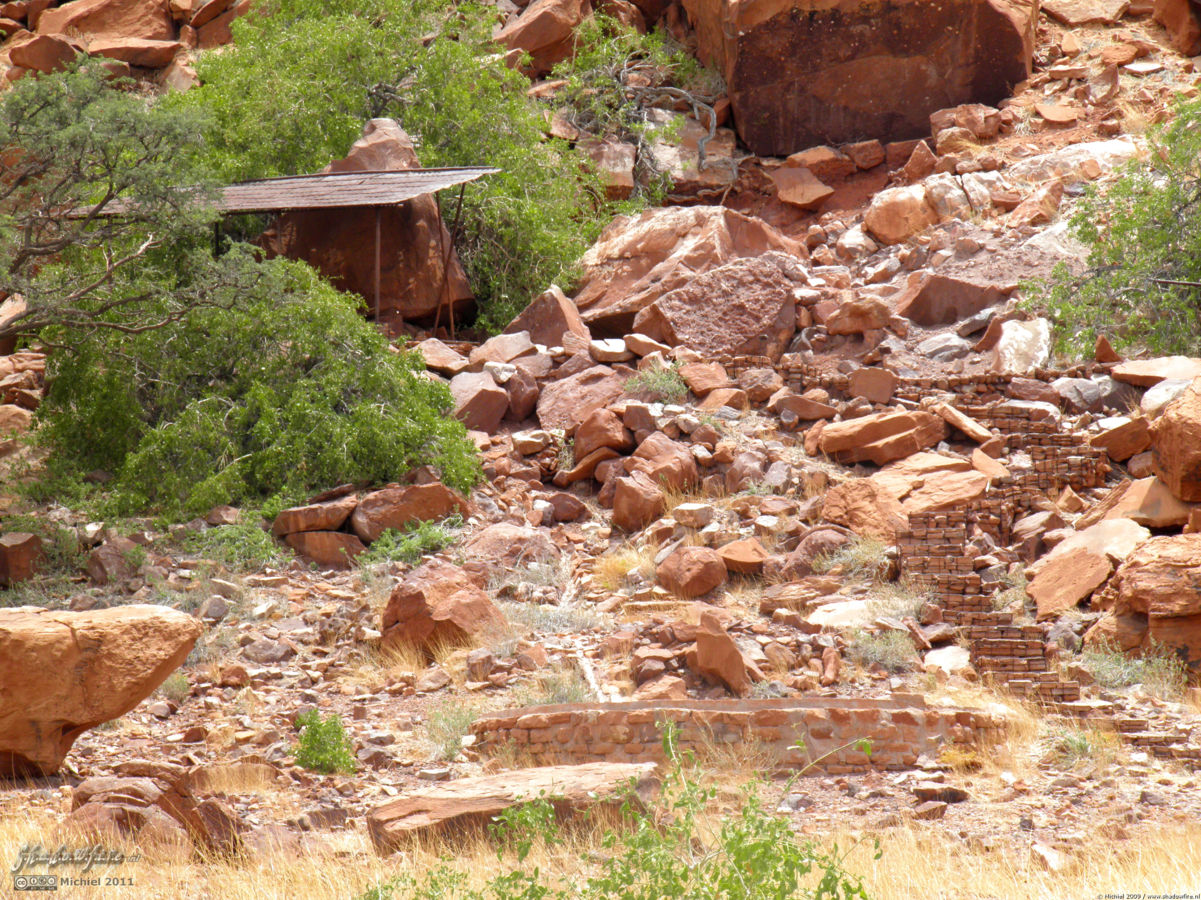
[293, 710, 357, 774]
[1081, 641, 1189, 698]
[156, 671, 191, 705]
[848, 630, 918, 673]
[358, 516, 463, 568]
[174, 0, 628, 330]
[1047, 723, 1118, 768]
[39, 256, 481, 518]
[179, 523, 288, 571]
[551, 13, 720, 202]
[513, 668, 591, 707]
[426, 703, 479, 761]
[1023, 96, 1201, 357]
[356, 726, 871, 900]
[812, 537, 890, 582]
[624, 363, 688, 403]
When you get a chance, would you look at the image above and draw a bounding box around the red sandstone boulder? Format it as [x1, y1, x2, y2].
[678, 362, 731, 397]
[9, 32, 82, 71]
[462, 522, 557, 573]
[631, 254, 799, 362]
[351, 482, 470, 543]
[574, 407, 633, 460]
[496, 0, 589, 76]
[504, 285, 591, 348]
[1153, 0, 1201, 55]
[679, 0, 1035, 156]
[367, 762, 657, 851]
[864, 185, 938, 245]
[0, 606, 201, 775]
[1151, 377, 1201, 502]
[0, 532, 42, 586]
[631, 431, 698, 490]
[1112, 357, 1201, 387]
[450, 371, 509, 433]
[88, 36, 182, 66]
[612, 470, 665, 532]
[271, 493, 358, 537]
[826, 296, 890, 336]
[821, 479, 908, 540]
[260, 120, 471, 326]
[894, 272, 1012, 326]
[38, 0, 175, 41]
[381, 560, 505, 655]
[536, 365, 625, 432]
[693, 610, 761, 696]
[1087, 534, 1201, 668]
[1090, 417, 1151, 462]
[284, 531, 365, 568]
[657, 546, 727, 598]
[573, 206, 803, 334]
[771, 527, 851, 580]
[817, 410, 947, 465]
[1028, 518, 1149, 620]
[848, 367, 897, 405]
[718, 537, 769, 575]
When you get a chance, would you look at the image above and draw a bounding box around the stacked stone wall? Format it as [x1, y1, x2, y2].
[470, 696, 1007, 775]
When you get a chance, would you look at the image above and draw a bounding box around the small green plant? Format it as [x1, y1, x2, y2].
[156, 671, 191, 705]
[513, 668, 591, 707]
[848, 629, 919, 673]
[1047, 723, 1118, 768]
[1082, 640, 1189, 698]
[426, 703, 479, 761]
[812, 536, 890, 582]
[992, 565, 1029, 612]
[866, 580, 931, 620]
[179, 523, 287, 571]
[624, 362, 688, 403]
[358, 516, 463, 568]
[292, 709, 357, 775]
[556, 435, 575, 473]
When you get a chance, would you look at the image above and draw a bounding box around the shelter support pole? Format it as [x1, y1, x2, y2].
[374, 206, 382, 325]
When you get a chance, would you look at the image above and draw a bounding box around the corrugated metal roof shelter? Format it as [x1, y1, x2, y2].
[212, 167, 499, 214]
[91, 167, 498, 327]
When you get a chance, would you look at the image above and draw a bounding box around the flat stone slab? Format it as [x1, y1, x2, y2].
[366, 762, 657, 852]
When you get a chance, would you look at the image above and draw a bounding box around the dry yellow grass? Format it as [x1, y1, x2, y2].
[592, 541, 658, 592]
[344, 640, 427, 691]
[828, 823, 1201, 900]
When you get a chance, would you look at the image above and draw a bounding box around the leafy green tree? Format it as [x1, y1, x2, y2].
[1026, 97, 1201, 357]
[40, 252, 481, 517]
[175, 0, 614, 330]
[0, 60, 227, 345]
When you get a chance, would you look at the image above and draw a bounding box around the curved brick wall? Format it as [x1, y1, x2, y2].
[471, 694, 1008, 775]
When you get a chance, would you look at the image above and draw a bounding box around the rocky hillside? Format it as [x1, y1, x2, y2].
[5, 0, 1201, 898]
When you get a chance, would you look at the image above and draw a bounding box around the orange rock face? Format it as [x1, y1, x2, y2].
[573, 206, 802, 335]
[1151, 377, 1201, 502]
[351, 483, 470, 544]
[657, 546, 727, 598]
[817, 410, 948, 466]
[680, 0, 1035, 155]
[632, 255, 799, 362]
[381, 560, 505, 655]
[0, 606, 201, 775]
